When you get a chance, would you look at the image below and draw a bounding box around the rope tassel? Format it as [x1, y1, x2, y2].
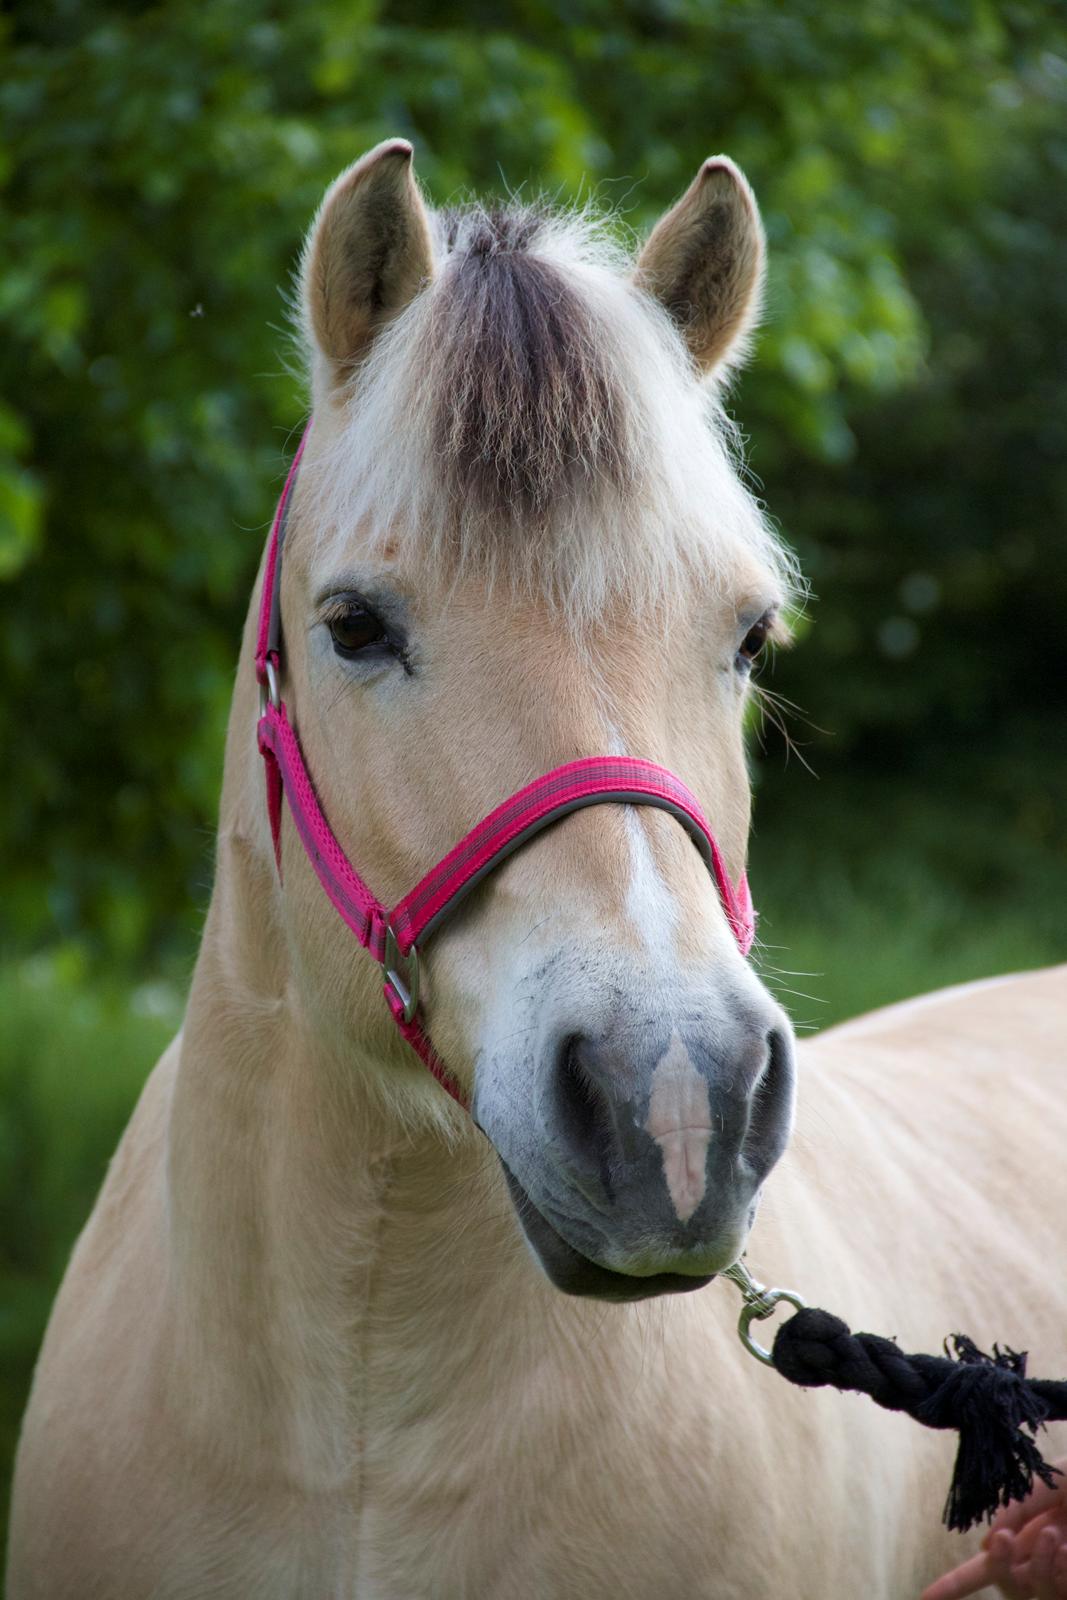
[771, 1307, 1067, 1531]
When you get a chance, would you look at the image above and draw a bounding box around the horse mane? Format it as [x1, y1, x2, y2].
[299, 198, 797, 620]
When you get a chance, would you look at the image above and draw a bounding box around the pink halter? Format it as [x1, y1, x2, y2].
[255, 423, 756, 1109]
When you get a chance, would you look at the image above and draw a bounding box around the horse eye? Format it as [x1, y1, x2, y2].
[328, 606, 387, 656]
[737, 617, 770, 669]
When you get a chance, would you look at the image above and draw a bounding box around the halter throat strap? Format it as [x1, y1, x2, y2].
[254, 422, 756, 1110]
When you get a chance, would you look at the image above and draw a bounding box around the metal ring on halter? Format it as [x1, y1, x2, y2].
[383, 926, 420, 1025]
[723, 1258, 808, 1367]
[258, 658, 280, 719]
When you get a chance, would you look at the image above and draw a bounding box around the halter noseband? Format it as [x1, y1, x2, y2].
[254, 422, 756, 1109]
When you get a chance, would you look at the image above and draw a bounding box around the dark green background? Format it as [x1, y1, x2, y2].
[2, 0, 1065, 1536]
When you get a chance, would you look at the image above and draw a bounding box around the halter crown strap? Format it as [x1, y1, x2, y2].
[254, 423, 757, 1111]
[255, 427, 308, 686]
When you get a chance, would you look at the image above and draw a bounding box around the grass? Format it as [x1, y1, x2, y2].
[750, 763, 1065, 1032]
[1, 770, 1063, 1552]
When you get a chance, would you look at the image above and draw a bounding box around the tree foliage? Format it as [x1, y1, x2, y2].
[2, 0, 1065, 964]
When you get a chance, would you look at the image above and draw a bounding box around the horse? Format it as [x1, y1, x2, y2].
[8, 139, 1066, 1600]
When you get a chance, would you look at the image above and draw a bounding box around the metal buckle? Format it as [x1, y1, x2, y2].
[258, 658, 280, 719]
[722, 1257, 807, 1367]
[383, 927, 420, 1025]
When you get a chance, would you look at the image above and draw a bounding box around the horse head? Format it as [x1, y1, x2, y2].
[248, 139, 798, 1301]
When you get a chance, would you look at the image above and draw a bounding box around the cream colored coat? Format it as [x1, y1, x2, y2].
[10, 942, 1066, 1596]
[9, 141, 1066, 1599]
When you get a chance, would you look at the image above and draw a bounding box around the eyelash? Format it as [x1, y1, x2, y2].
[323, 598, 412, 673]
[737, 614, 773, 671]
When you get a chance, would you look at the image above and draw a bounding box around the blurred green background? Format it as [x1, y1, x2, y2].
[2, 0, 1065, 1533]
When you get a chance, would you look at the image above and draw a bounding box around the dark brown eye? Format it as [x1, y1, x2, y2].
[737, 616, 770, 669]
[328, 606, 387, 656]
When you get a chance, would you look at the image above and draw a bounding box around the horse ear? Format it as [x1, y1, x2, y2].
[301, 139, 434, 392]
[635, 157, 765, 378]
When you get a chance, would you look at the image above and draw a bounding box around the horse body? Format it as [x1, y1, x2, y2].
[12, 946, 1066, 1598]
[9, 141, 1066, 1596]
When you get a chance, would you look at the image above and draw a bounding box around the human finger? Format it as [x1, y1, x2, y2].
[1020, 1522, 1067, 1600]
[921, 1550, 995, 1600]
[922, 1514, 1067, 1599]
[1013, 1512, 1062, 1562]
[990, 1475, 1067, 1539]
[985, 1530, 1031, 1600]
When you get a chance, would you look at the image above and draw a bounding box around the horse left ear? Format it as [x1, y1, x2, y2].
[635, 157, 765, 378]
[300, 138, 435, 396]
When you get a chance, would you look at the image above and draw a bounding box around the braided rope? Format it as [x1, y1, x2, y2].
[772, 1306, 1067, 1531]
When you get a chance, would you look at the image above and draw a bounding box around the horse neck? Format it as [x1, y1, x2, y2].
[164, 628, 563, 1480]
[164, 590, 717, 1500]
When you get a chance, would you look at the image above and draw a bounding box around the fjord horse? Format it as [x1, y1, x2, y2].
[9, 141, 1066, 1599]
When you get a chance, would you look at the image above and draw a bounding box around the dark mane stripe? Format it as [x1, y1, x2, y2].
[301, 200, 794, 622]
[429, 206, 632, 522]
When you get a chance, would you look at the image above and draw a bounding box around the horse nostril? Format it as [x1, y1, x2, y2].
[552, 1035, 618, 1192]
[742, 1025, 795, 1175]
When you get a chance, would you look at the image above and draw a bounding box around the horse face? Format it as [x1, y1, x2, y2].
[276, 142, 797, 1300]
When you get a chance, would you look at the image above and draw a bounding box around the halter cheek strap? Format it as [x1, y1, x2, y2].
[254, 423, 756, 1110]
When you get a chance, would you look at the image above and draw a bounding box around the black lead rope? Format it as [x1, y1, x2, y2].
[725, 1262, 1067, 1533]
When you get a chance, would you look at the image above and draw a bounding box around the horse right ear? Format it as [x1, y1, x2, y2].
[300, 139, 435, 397]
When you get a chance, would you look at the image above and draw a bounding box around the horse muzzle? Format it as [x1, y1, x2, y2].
[476, 997, 796, 1302]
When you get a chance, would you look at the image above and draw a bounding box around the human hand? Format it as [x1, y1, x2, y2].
[921, 1462, 1067, 1599]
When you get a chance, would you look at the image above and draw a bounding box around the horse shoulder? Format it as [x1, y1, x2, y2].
[7, 1038, 179, 1598]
